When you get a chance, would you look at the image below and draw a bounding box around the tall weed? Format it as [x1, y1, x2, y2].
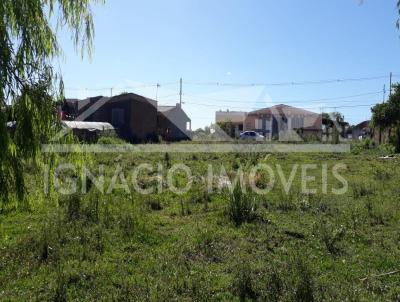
[227, 183, 258, 226]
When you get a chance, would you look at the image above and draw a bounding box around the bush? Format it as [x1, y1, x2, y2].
[119, 210, 138, 237]
[232, 262, 257, 301]
[365, 199, 390, 225]
[351, 140, 395, 155]
[61, 193, 81, 221]
[53, 272, 68, 302]
[194, 229, 220, 262]
[362, 138, 374, 149]
[377, 143, 395, 154]
[315, 219, 346, 256]
[227, 183, 257, 226]
[351, 139, 375, 153]
[275, 189, 298, 212]
[373, 166, 392, 181]
[164, 152, 171, 168]
[266, 268, 283, 302]
[352, 182, 374, 199]
[148, 199, 163, 211]
[292, 256, 315, 302]
[97, 135, 126, 144]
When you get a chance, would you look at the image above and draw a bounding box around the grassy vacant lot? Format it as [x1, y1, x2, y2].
[0, 146, 399, 301]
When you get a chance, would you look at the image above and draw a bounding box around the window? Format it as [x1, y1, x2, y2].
[255, 118, 262, 129]
[292, 116, 304, 129]
[264, 118, 271, 131]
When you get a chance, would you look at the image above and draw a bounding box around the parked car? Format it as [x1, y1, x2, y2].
[239, 131, 264, 141]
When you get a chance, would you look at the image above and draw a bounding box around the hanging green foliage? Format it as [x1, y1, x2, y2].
[0, 0, 103, 203]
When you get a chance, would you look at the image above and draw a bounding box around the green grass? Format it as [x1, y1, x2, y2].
[0, 149, 400, 301]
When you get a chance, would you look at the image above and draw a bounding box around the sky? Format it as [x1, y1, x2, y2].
[57, 0, 400, 130]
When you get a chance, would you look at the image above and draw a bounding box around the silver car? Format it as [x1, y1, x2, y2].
[239, 131, 265, 141]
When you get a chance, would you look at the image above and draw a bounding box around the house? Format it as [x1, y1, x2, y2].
[351, 120, 371, 140]
[215, 110, 247, 138]
[244, 104, 322, 141]
[61, 96, 104, 120]
[88, 93, 158, 142]
[62, 93, 158, 142]
[321, 113, 350, 141]
[351, 120, 397, 145]
[157, 103, 191, 141]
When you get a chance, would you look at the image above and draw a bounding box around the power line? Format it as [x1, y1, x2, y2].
[320, 103, 378, 109]
[63, 73, 399, 91]
[184, 101, 379, 111]
[184, 74, 397, 87]
[157, 93, 179, 99]
[65, 81, 179, 91]
[183, 90, 382, 104]
[63, 72, 399, 92]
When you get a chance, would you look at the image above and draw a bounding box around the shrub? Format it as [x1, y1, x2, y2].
[148, 199, 163, 211]
[188, 187, 212, 212]
[377, 143, 395, 154]
[194, 229, 220, 262]
[310, 194, 332, 214]
[38, 225, 52, 262]
[232, 262, 257, 301]
[119, 211, 137, 237]
[365, 199, 389, 225]
[275, 189, 298, 212]
[315, 219, 346, 256]
[164, 152, 171, 168]
[53, 272, 67, 302]
[292, 256, 315, 302]
[352, 182, 373, 199]
[266, 268, 283, 302]
[179, 199, 192, 216]
[351, 139, 375, 153]
[81, 195, 100, 223]
[373, 166, 391, 181]
[297, 196, 311, 212]
[362, 138, 373, 149]
[97, 135, 126, 144]
[227, 183, 257, 226]
[61, 193, 81, 221]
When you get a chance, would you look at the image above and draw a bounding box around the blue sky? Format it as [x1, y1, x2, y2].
[58, 0, 400, 129]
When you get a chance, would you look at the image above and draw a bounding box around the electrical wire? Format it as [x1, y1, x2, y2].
[183, 74, 397, 87]
[64, 73, 397, 91]
[183, 90, 382, 104]
[65, 81, 179, 91]
[184, 101, 379, 111]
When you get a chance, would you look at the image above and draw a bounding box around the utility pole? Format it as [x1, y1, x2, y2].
[379, 84, 386, 144]
[389, 72, 392, 98]
[110, 87, 113, 97]
[156, 83, 160, 101]
[383, 84, 386, 103]
[179, 78, 183, 107]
